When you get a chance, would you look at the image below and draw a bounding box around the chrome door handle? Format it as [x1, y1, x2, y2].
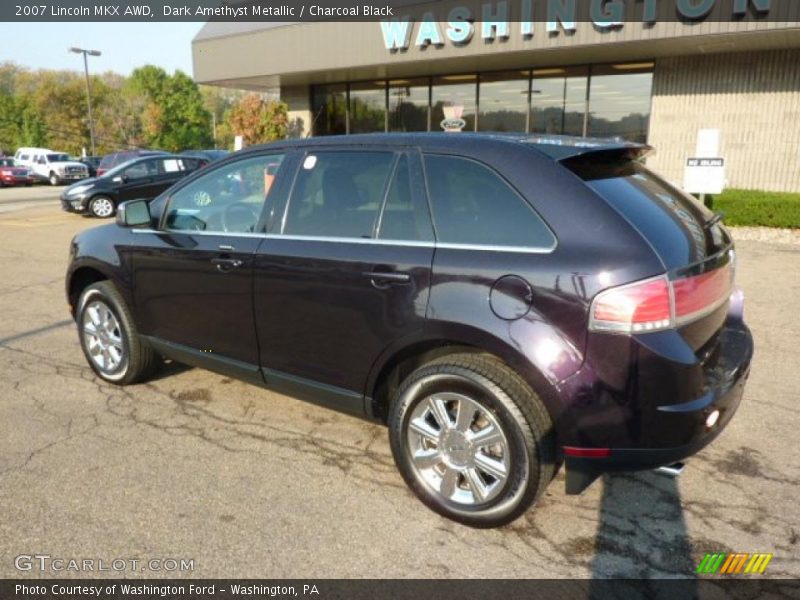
[211, 257, 243, 272]
[363, 271, 411, 288]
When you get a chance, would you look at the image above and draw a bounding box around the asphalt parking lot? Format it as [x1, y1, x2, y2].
[0, 187, 798, 580]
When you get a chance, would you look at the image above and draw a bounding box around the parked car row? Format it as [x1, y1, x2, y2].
[61, 154, 207, 217]
[0, 147, 230, 194]
[0, 157, 34, 187]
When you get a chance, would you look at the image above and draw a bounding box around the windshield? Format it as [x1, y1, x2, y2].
[47, 154, 70, 162]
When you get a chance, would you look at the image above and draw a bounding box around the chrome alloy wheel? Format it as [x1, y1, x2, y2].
[406, 392, 511, 506]
[81, 300, 125, 374]
[91, 197, 114, 218]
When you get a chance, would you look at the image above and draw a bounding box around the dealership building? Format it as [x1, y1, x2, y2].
[192, 1, 800, 192]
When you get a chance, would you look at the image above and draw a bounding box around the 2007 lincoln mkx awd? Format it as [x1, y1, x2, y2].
[65, 133, 753, 527]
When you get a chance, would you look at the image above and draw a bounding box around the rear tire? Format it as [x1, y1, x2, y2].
[388, 353, 555, 528]
[76, 281, 159, 385]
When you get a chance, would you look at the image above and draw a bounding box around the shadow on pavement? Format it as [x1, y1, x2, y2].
[0, 319, 72, 346]
[589, 471, 697, 599]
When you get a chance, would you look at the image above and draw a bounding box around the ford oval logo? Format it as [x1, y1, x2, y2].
[441, 118, 467, 133]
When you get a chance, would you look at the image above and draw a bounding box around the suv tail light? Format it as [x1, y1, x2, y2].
[590, 263, 733, 334]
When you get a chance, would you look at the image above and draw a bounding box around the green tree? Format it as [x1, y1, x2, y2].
[226, 94, 288, 147]
[200, 85, 244, 149]
[20, 107, 48, 147]
[128, 66, 212, 151]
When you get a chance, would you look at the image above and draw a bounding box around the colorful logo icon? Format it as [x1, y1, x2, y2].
[441, 105, 466, 132]
[697, 553, 773, 575]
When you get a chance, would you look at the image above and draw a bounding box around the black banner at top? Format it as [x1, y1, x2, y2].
[1, 0, 797, 22]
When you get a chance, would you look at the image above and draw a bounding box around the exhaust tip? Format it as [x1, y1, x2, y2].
[656, 462, 685, 477]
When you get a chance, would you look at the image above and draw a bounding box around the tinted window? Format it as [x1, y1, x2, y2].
[164, 154, 285, 234]
[564, 155, 726, 267]
[424, 155, 555, 249]
[378, 155, 433, 242]
[283, 151, 394, 238]
[124, 159, 158, 180]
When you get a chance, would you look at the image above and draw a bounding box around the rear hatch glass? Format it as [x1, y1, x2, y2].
[564, 151, 734, 350]
[562, 152, 730, 270]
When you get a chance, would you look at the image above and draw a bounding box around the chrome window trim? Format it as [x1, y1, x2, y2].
[130, 230, 556, 253]
[264, 234, 434, 248]
[131, 228, 266, 239]
[435, 241, 556, 254]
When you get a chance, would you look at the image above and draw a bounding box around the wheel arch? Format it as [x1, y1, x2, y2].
[367, 327, 566, 428]
[67, 265, 110, 318]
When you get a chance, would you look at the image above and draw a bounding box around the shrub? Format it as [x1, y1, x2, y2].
[702, 189, 800, 229]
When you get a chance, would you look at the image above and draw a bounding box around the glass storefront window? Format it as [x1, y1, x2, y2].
[388, 78, 429, 132]
[310, 63, 653, 142]
[530, 67, 588, 137]
[587, 63, 654, 143]
[431, 75, 477, 132]
[478, 71, 530, 133]
[312, 84, 346, 136]
[349, 81, 386, 134]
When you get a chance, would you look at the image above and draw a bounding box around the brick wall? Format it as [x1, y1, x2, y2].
[648, 49, 800, 193]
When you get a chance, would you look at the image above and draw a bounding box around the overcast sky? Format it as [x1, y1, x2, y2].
[3, 22, 202, 76]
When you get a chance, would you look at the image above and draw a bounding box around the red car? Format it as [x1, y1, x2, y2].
[0, 158, 34, 187]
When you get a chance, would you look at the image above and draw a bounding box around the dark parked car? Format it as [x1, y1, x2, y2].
[180, 149, 230, 167]
[0, 158, 33, 187]
[61, 155, 202, 218]
[96, 149, 167, 177]
[65, 134, 753, 527]
[77, 156, 102, 177]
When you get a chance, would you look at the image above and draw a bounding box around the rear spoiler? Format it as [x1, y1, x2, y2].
[527, 137, 653, 162]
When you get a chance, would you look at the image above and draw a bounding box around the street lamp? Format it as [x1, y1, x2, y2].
[69, 47, 101, 156]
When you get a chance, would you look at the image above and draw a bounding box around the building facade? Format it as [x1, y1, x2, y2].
[193, 2, 800, 191]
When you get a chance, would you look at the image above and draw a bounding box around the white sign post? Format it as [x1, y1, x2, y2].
[683, 128, 725, 201]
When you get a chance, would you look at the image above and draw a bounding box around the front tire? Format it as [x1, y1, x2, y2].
[76, 281, 159, 385]
[49, 172, 60, 186]
[388, 353, 555, 528]
[88, 195, 115, 218]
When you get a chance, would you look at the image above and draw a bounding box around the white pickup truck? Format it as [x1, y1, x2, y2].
[14, 147, 89, 185]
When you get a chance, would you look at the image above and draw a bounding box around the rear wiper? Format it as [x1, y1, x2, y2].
[704, 212, 724, 230]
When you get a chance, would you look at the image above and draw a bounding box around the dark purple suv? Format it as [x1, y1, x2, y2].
[65, 133, 753, 527]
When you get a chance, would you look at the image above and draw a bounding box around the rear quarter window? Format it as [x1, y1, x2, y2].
[423, 154, 555, 250]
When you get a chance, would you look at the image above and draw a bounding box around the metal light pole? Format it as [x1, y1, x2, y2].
[69, 47, 101, 156]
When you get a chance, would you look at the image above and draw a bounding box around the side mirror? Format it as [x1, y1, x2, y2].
[116, 199, 151, 228]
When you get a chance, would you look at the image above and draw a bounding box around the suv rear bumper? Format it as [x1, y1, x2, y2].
[562, 318, 753, 494]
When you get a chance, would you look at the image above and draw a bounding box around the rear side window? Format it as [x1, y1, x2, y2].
[424, 154, 555, 249]
[283, 151, 394, 239]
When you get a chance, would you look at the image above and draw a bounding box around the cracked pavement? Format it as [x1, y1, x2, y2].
[0, 195, 798, 579]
